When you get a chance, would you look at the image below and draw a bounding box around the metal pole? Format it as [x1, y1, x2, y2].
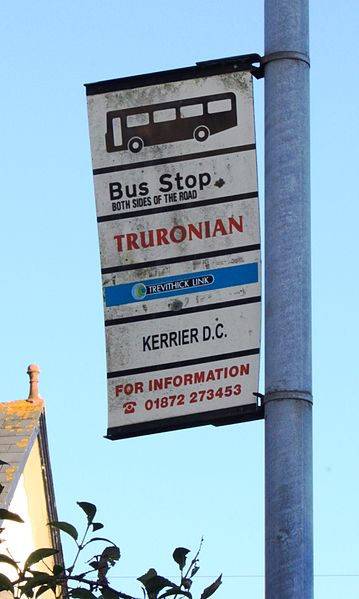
[264, 1, 312, 598]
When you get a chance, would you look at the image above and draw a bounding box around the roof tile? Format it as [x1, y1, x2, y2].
[0, 399, 44, 508]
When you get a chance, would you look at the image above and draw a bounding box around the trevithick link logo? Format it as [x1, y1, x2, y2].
[131, 275, 214, 302]
[131, 283, 147, 300]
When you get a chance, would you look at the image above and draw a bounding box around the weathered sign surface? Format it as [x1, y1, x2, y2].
[86, 60, 262, 439]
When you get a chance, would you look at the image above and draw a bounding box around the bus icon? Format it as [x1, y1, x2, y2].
[105, 92, 237, 153]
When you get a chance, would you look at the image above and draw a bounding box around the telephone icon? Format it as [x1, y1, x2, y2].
[123, 401, 137, 414]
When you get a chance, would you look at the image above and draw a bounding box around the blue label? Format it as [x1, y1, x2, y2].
[105, 262, 258, 307]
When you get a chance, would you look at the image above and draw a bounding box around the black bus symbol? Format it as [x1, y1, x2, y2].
[105, 92, 237, 153]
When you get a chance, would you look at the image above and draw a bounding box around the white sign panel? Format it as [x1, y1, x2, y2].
[86, 61, 262, 439]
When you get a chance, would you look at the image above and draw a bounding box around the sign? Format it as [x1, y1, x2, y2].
[86, 59, 262, 439]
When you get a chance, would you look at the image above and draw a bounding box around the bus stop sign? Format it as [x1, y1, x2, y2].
[86, 59, 262, 439]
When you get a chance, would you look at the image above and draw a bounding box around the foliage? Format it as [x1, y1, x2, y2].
[0, 503, 222, 599]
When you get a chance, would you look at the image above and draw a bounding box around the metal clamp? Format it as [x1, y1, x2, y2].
[252, 51, 310, 79]
[263, 390, 313, 405]
[195, 52, 310, 80]
[261, 51, 310, 67]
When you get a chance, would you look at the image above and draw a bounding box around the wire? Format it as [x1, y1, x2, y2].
[107, 574, 359, 579]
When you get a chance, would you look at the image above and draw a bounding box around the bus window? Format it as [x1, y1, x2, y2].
[180, 104, 203, 118]
[112, 117, 122, 147]
[153, 108, 176, 123]
[208, 98, 233, 114]
[127, 113, 150, 127]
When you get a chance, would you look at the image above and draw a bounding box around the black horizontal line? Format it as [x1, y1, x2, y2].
[107, 348, 260, 379]
[97, 191, 258, 222]
[85, 60, 256, 96]
[101, 244, 261, 274]
[105, 296, 261, 327]
[93, 144, 255, 176]
[106, 402, 263, 440]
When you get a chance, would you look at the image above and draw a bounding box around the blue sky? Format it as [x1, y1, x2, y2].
[1, 1, 358, 598]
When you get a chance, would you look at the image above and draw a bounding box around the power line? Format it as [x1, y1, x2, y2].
[108, 574, 359, 580]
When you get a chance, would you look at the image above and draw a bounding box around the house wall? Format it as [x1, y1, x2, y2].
[1, 468, 34, 574]
[0, 438, 58, 598]
[23, 436, 55, 551]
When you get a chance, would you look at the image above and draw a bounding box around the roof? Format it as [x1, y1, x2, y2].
[0, 364, 66, 579]
[0, 395, 44, 508]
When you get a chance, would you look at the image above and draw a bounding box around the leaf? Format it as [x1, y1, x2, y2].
[159, 588, 192, 599]
[190, 565, 200, 578]
[138, 569, 157, 585]
[21, 573, 55, 596]
[100, 546, 120, 564]
[101, 587, 120, 599]
[48, 521, 78, 541]
[90, 546, 121, 584]
[77, 502, 97, 525]
[138, 570, 176, 598]
[52, 564, 64, 576]
[0, 573, 14, 593]
[92, 522, 104, 532]
[35, 585, 52, 599]
[173, 548, 190, 571]
[200, 575, 222, 599]
[83, 536, 117, 548]
[181, 578, 192, 590]
[0, 552, 19, 569]
[0, 508, 24, 523]
[24, 548, 58, 570]
[70, 588, 97, 599]
[0, 460, 9, 466]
